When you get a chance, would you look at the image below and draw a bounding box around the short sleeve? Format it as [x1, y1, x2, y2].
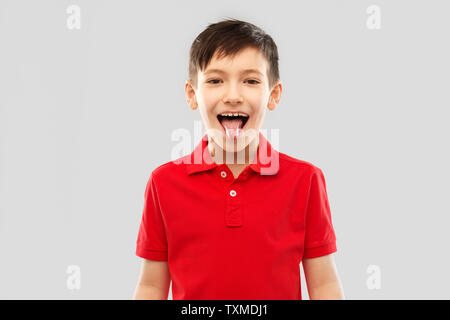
[303, 168, 337, 259]
[136, 172, 168, 261]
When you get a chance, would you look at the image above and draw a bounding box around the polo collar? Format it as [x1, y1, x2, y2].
[185, 131, 280, 176]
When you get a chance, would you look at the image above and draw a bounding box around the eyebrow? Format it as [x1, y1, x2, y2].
[204, 68, 264, 76]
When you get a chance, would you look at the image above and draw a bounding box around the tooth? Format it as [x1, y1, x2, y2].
[219, 112, 248, 117]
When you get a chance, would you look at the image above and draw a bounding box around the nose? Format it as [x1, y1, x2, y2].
[222, 83, 244, 105]
[224, 97, 243, 105]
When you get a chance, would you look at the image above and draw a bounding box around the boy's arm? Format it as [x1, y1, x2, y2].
[302, 253, 345, 300]
[133, 259, 171, 300]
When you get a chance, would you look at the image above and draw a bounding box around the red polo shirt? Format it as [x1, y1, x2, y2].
[136, 131, 337, 300]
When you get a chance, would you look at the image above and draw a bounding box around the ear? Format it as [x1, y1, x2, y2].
[185, 80, 198, 110]
[267, 80, 282, 111]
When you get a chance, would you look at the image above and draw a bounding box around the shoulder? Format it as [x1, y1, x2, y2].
[148, 154, 190, 182]
[278, 151, 324, 176]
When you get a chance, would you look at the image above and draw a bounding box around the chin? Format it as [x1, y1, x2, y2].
[220, 128, 258, 153]
[206, 125, 258, 153]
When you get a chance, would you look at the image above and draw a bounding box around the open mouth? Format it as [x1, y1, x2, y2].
[217, 112, 250, 139]
[217, 114, 250, 131]
[216, 113, 250, 140]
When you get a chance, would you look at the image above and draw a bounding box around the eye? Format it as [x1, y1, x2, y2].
[206, 79, 260, 85]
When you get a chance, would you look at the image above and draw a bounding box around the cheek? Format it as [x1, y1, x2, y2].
[196, 93, 214, 116]
[248, 99, 268, 124]
[247, 86, 267, 99]
[247, 91, 268, 109]
[201, 92, 220, 114]
[250, 112, 264, 127]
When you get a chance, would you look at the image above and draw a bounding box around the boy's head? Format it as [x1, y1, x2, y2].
[185, 18, 282, 154]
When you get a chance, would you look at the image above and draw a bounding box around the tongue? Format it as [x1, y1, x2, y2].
[221, 118, 244, 139]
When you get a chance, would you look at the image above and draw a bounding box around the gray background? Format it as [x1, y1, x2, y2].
[1, 0, 449, 299]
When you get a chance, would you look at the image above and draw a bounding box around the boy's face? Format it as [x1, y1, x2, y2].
[185, 46, 282, 153]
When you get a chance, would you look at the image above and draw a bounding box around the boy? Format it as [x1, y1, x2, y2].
[133, 18, 344, 300]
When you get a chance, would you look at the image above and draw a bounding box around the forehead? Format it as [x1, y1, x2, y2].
[202, 47, 268, 76]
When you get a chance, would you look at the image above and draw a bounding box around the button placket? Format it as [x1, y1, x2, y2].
[225, 185, 242, 227]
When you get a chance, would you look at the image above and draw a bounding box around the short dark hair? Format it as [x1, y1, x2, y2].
[188, 18, 280, 90]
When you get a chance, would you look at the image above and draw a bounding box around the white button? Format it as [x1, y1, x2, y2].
[220, 171, 227, 178]
[229, 190, 237, 197]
